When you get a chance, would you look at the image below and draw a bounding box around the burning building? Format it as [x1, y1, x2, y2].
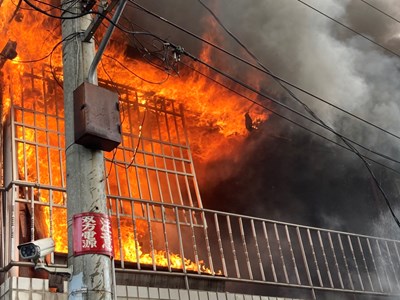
[1, 1, 400, 300]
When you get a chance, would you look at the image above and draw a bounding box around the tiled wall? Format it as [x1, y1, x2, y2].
[0, 277, 67, 299]
[0, 277, 302, 300]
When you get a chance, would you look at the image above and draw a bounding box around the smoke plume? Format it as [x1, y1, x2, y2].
[130, 0, 400, 237]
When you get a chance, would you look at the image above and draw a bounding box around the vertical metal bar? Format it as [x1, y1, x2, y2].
[114, 157, 123, 197]
[285, 225, 301, 284]
[10, 186, 17, 262]
[131, 200, 141, 270]
[172, 104, 194, 208]
[49, 190, 54, 264]
[146, 202, 156, 271]
[45, 116, 53, 187]
[366, 238, 383, 292]
[376, 239, 391, 292]
[139, 118, 157, 220]
[161, 205, 171, 272]
[251, 219, 265, 281]
[57, 115, 65, 188]
[201, 211, 214, 275]
[148, 128, 165, 206]
[296, 227, 316, 300]
[179, 104, 203, 209]
[317, 230, 334, 288]
[310, 229, 325, 287]
[337, 234, 354, 290]
[274, 223, 289, 283]
[163, 110, 185, 207]
[188, 209, 201, 274]
[214, 213, 227, 276]
[11, 107, 17, 182]
[175, 207, 187, 275]
[357, 237, 374, 292]
[347, 235, 364, 290]
[22, 113, 28, 181]
[262, 221, 277, 282]
[239, 217, 253, 280]
[140, 114, 156, 204]
[122, 140, 133, 199]
[115, 198, 124, 268]
[119, 98, 133, 199]
[49, 190, 53, 235]
[30, 187, 34, 241]
[33, 109, 40, 184]
[154, 108, 174, 204]
[52, 68, 66, 189]
[132, 94, 146, 216]
[227, 215, 240, 278]
[41, 72, 52, 189]
[171, 104, 190, 200]
[328, 232, 344, 289]
[385, 240, 400, 290]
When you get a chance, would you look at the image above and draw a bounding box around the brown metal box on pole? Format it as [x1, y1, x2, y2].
[73, 82, 121, 151]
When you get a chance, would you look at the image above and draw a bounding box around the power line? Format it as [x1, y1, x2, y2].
[102, 52, 170, 85]
[359, 0, 400, 25]
[181, 48, 400, 165]
[184, 42, 400, 227]
[129, 0, 400, 142]
[181, 60, 400, 176]
[297, 0, 400, 59]
[112, 14, 400, 176]
[125, 2, 400, 166]
[14, 31, 80, 63]
[127, 0, 400, 226]
[195, 0, 400, 162]
[195, 0, 400, 228]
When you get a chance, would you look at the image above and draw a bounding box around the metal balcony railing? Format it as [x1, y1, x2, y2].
[1, 65, 400, 300]
[107, 198, 400, 298]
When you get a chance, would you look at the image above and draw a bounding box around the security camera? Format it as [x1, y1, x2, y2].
[18, 238, 55, 262]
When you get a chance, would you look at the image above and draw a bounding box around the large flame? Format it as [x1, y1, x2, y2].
[0, 1, 267, 273]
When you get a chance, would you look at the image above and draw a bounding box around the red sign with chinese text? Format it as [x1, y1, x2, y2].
[73, 212, 114, 257]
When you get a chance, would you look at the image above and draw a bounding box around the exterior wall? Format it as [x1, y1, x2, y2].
[0, 277, 302, 300]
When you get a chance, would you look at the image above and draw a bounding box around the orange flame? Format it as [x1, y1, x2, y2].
[1, 0, 267, 274]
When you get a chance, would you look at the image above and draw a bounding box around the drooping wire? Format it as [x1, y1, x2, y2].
[181, 59, 400, 176]
[296, 0, 400, 59]
[105, 12, 400, 175]
[129, 0, 400, 142]
[12, 31, 80, 64]
[102, 53, 170, 85]
[359, 0, 400, 25]
[196, 0, 400, 228]
[104, 107, 147, 179]
[117, 8, 400, 167]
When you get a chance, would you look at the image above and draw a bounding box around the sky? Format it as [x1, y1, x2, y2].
[127, 0, 400, 238]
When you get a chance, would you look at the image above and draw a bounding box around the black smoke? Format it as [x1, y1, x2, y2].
[127, 0, 400, 237]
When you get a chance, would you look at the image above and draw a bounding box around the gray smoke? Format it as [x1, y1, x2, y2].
[129, 0, 400, 236]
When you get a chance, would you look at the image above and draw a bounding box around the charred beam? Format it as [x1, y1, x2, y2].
[0, 40, 17, 70]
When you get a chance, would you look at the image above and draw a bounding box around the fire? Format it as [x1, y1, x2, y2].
[1, 0, 267, 273]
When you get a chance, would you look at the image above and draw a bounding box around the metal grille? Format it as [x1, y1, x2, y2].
[1, 66, 400, 299]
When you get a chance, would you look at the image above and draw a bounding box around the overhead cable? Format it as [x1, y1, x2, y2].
[181, 60, 400, 176]
[129, 0, 400, 142]
[297, 0, 400, 59]
[359, 0, 400, 25]
[197, 0, 400, 229]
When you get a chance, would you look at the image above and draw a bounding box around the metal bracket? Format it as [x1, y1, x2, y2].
[82, 0, 119, 42]
[35, 263, 73, 278]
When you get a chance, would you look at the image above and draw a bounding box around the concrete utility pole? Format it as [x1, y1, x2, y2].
[61, 5, 114, 300]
